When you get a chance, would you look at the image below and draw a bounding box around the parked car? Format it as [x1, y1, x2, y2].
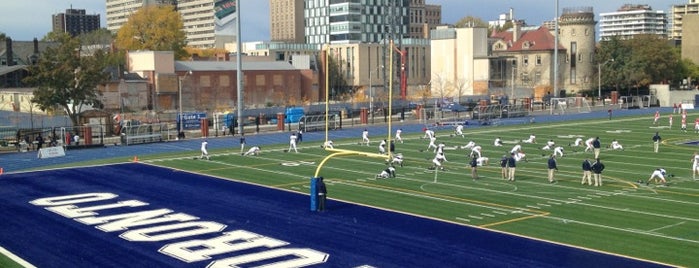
[441, 103, 470, 112]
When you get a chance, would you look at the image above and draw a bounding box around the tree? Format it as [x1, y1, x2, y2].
[0, 32, 6, 41]
[42, 31, 71, 42]
[78, 28, 114, 55]
[454, 16, 488, 28]
[598, 35, 682, 95]
[115, 5, 188, 59]
[23, 35, 109, 127]
[327, 54, 352, 101]
[450, 78, 470, 104]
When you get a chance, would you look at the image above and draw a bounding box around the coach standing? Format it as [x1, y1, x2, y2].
[653, 132, 662, 153]
[507, 153, 517, 182]
[592, 137, 601, 159]
[581, 158, 592, 185]
[591, 158, 605, 187]
[547, 154, 558, 183]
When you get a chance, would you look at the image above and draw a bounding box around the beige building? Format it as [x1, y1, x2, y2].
[106, 0, 234, 48]
[671, 0, 699, 40]
[326, 40, 431, 101]
[681, 14, 699, 65]
[489, 7, 597, 99]
[270, 0, 305, 43]
[430, 26, 490, 99]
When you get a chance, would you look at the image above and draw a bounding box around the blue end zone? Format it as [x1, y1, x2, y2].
[0, 163, 670, 267]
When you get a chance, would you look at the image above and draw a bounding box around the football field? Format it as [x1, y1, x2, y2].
[0, 110, 697, 267]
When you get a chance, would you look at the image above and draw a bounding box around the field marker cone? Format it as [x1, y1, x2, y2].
[133, 156, 139, 162]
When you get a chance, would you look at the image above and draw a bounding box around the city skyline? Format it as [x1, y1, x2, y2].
[0, 0, 680, 42]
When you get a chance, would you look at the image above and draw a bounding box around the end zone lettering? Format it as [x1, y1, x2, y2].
[30, 193, 329, 267]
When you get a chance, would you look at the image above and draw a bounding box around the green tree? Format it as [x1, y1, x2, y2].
[23, 35, 109, 127]
[327, 54, 352, 101]
[41, 31, 70, 42]
[598, 35, 682, 94]
[0, 32, 6, 41]
[454, 16, 488, 28]
[115, 5, 188, 59]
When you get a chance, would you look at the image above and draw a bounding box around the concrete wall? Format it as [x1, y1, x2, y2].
[651, 84, 699, 107]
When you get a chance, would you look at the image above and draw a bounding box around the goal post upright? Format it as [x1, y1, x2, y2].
[312, 42, 394, 187]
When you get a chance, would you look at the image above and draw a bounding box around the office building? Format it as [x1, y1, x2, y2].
[52, 8, 101, 36]
[599, 4, 668, 41]
[408, 0, 442, 39]
[304, 0, 410, 45]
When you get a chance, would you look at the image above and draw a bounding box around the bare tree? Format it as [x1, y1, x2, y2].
[451, 78, 470, 104]
[431, 73, 453, 104]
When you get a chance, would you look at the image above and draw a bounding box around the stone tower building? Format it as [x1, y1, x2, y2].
[557, 7, 597, 95]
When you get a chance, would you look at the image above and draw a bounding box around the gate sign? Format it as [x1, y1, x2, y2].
[178, 112, 207, 130]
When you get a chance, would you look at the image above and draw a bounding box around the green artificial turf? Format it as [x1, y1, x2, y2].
[11, 113, 699, 267]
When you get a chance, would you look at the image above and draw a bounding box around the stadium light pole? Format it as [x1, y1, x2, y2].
[178, 70, 192, 137]
[598, 59, 614, 100]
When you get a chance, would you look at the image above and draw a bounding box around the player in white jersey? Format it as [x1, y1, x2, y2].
[476, 156, 489, 166]
[432, 152, 447, 170]
[494, 137, 503, 147]
[376, 166, 397, 179]
[287, 132, 298, 153]
[513, 151, 527, 162]
[423, 129, 435, 139]
[200, 139, 210, 160]
[454, 125, 465, 138]
[571, 137, 584, 147]
[391, 153, 404, 167]
[323, 140, 334, 149]
[646, 168, 668, 185]
[510, 144, 522, 154]
[522, 134, 536, 143]
[379, 139, 387, 154]
[243, 146, 261, 156]
[395, 128, 403, 143]
[362, 129, 370, 146]
[553, 146, 564, 157]
[542, 139, 555, 150]
[471, 145, 482, 159]
[610, 140, 624, 150]
[584, 137, 595, 152]
[461, 140, 476, 150]
[435, 142, 446, 154]
[427, 136, 437, 152]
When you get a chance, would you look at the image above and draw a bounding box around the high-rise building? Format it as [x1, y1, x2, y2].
[105, 0, 235, 48]
[270, 0, 305, 43]
[408, 0, 442, 39]
[52, 8, 101, 36]
[671, 0, 699, 40]
[599, 4, 668, 41]
[304, 0, 410, 45]
[270, 0, 440, 44]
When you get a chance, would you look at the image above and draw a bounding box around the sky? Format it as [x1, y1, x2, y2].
[0, 0, 681, 42]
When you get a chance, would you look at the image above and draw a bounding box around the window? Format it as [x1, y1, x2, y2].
[570, 68, 576, 84]
[523, 56, 529, 66]
[536, 55, 542, 65]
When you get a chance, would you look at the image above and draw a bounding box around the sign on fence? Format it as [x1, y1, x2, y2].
[177, 112, 207, 130]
